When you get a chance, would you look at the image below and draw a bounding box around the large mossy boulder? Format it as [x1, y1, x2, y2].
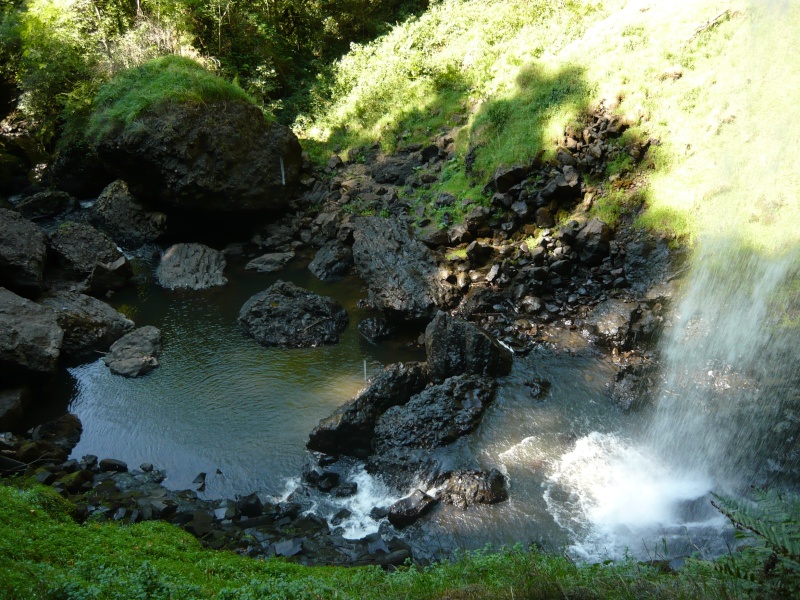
[90, 57, 302, 213]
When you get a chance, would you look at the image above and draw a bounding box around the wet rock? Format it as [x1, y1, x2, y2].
[584, 299, 639, 350]
[32, 414, 82, 453]
[93, 180, 167, 247]
[352, 217, 456, 321]
[302, 466, 340, 492]
[0, 287, 63, 375]
[103, 325, 161, 377]
[49, 222, 131, 283]
[89, 256, 134, 295]
[308, 240, 353, 281]
[238, 493, 264, 518]
[575, 217, 612, 266]
[96, 100, 302, 213]
[156, 243, 227, 290]
[424, 312, 513, 383]
[373, 375, 497, 451]
[308, 362, 428, 456]
[439, 469, 508, 509]
[99, 458, 128, 473]
[245, 252, 294, 273]
[357, 317, 395, 343]
[0, 387, 30, 431]
[611, 363, 657, 412]
[239, 280, 348, 348]
[41, 291, 134, 358]
[387, 489, 438, 528]
[16, 190, 77, 221]
[0, 208, 48, 294]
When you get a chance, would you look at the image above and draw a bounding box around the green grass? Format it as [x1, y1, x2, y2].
[1, 480, 768, 600]
[87, 55, 258, 140]
[297, 0, 800, 252]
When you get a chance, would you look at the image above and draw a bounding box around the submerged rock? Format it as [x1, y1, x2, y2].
[103, 325, 162, 377]
[239, 280, 348, 348]
[352, 217, 456, 321]
[245, 252, 294, 273]
[424, 311, 513, 383]
[0, 208, 48, 294]
[156, 243, 227, 290]
[41, 291, 134, 358]
[0, 287, 63, 375]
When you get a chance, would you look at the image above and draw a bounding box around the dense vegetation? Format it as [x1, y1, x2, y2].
[2, 480, 799, 599]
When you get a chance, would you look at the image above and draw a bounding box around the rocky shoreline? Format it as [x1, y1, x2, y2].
[1, 100, 682, 566]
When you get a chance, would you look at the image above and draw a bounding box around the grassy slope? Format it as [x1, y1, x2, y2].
[299, 0, 800, 251]
[0, 482, 735, 599]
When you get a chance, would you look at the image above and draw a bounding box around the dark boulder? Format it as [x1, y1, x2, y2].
[0, 287, 63, 375]
[0, 208, 48, 294]
[156, 243, 227, 290]
[487, 165, 528, 194]
[352, 217, 456, 321]
[239, 280, 348, 348]
[0, 387, 31, 431]
[308, 240, 353, 281]
[103, 325, 162, 377]
[584, 299, 639, 350]
[96, 100, 302, 213]
[387, 489, 438, 528]
[357, 317, 395, 343]
[32, 413, 82, 453]
[372, 157, 415, 185]
[610, 363, 657, 413]
[373, 375, 496, 452]
[245, 252, 294, 273]
[424, 311, 513, 383]
[307, 362, 428, 456]
[16, 190, 77, 221]
[93, 180, 167, 247]
[575, 217, 612, 266]
[439, 469, 508, 509]
[49, 222, 132, 286]
[89, 256, 135, 295]
[41, 291, 134, 358]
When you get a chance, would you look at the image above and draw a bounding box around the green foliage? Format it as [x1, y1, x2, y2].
[87, 55, 255, 139]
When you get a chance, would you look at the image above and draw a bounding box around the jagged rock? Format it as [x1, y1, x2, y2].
[357, 317, 395, 343]
[41, 291, 133, 358]
[16, 190, 77, 221]
[307, 362, 428, 456]
[575, 217, 612, 266]
[0, 387, 30, 431]
[424, 312, 513, 383]
[93, 180, 167, 247]
[373, 375, 496, 451]
[89, 256, 134, 295]
[0, 287, 63, 375]
[584, 299, 639, 350]
[439, 469, 508, 509]
[372, 157, 415, 185]
[49, 222, 130, 282]
[0, 208, 48, 294]
[611, 363, 657, 412]
[239, 280, 348, 348]
[352, 217, 456, 321]
[488, 165, 528, 194]
[96, 100, 302, 212]
[308, 240, 353, 281]
[156, 243, 227, 290]
[103, 325, 161, 377]
[387, 489, 438, 528]
[32, 414, 82, 453]
[238, 493, 263, 518]
[245, 252, 294, 273]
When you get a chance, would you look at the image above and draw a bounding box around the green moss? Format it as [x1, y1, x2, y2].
[87, 55, 258, 140]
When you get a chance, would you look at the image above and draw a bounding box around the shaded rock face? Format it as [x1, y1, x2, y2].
[373, 375, 496, 452]
[308, 240, 353, 281]
[16, 190, 77, 221]
[387, 489, 438, 529]
[575, 217, 612, 266]
[352, 217, 456, 321]
[156, 243, 227, 290]
[93, 180, 167, 247]
[103, 325, 162, 378]
[424, 311, 513, 383]
[239, 280, 348, 348]
[48, 222, 129, 280]
[41, 291, 134, 358]
[439, 469, 508, 509]
[0, 208, 47, 294]
[96, 101, 302, 213]
[307, 362, 428, 456]
[31, 413, 82, 453]
[0, 387, 30, 431]
[0, 287, 63, 375]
